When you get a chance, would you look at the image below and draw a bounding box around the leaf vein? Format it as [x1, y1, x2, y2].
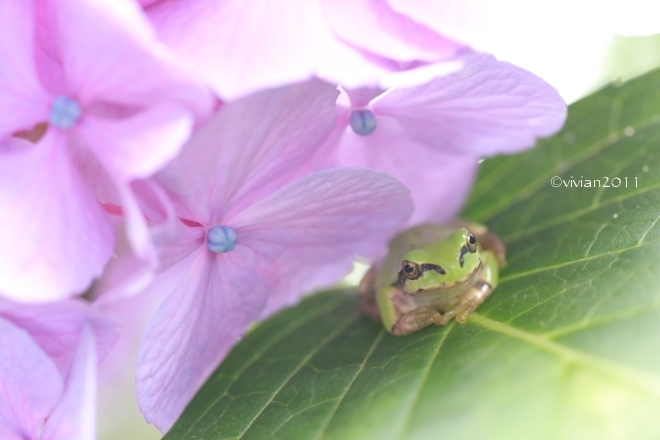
[236, 312, 360, 439]
[395, 323, 455, 439]
[312, 329, 386, 440]
[469, 314, 660, 398]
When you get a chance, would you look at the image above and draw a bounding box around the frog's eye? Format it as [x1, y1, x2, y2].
[402, 261, 420, 279]
[466, 233, 477, 252]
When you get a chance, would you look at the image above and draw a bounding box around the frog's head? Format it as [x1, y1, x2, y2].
[399, 228, 482, 293]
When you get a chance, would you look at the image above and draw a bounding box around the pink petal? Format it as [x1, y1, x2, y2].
[77, 104, 194, 261]
[41, 327, 96, 440]
[385, 0, 617, 80]
[331, 115, 479, 224]
[91, 215, 155, 305]
[321, 0, 461, 63]
[0, 1, 49, 138]
[345, 86, 386, 108]
[117, 181, 162, 273]
[136, 248, 269, 431]
[0, 133, 114, 301]
[54, 0, 212, 115]
[386, 0, 527, 52]
[92, 213, 186, 427]
[151, 219, 205, 272]
[232, 167, 413, 315]
[0, 296, 119, 376]
[79, 104, 193, 182]
[146, 0, 392, 99]
[94, 256, 177, 435]
[155, 80, 339, 224]
[67, 135, 121, 206]
[95, 248, 183, 378]
[0, 318, 63, 439]
[79, 104, 193, 180]
[373, 51, 567, 156]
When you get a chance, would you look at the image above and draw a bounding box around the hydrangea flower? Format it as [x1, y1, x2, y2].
[143, 0, 468, 99]
[0, 297, 119, 439]
[134, 80, 414, 430]
[312, 51, 566, 224]
[0, 0, 212, 302]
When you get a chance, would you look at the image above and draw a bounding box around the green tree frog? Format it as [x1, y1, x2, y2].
[359, 223, 506, 335]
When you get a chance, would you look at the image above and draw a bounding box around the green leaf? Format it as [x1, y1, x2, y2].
[164, 69, 660, 440]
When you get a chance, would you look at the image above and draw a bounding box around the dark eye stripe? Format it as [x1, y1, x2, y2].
[458, 245, 471, 268]
[421, 263, 446, 275]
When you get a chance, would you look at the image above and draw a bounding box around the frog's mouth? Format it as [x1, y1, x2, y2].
[406, 258, 483, 295]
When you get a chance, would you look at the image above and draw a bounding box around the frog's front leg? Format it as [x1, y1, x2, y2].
[375, 285, 440, 335]
[438, 250, 500, 325]
[391, 305, 444, 336]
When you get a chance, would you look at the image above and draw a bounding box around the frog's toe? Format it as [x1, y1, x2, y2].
[455, 307, 474, 324]
[435, 314, 451, 326]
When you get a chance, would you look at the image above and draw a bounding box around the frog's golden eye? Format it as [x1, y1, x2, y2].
[402, 261, 420, 279]
[466, 233, 477, 252]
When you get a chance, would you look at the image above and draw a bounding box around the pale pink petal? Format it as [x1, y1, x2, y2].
[80, 104, 193, 180]
[328, 114, 478, 225]
[67, 135, 121, 206]
[54, 0, 212, 115]
[232, 167, 413, 315]
[92, 220, 186, 432]
[131, 178, 176, 225]
[95, 248, 184, 377]
[151, 219, 205, 272]
[155, 80, 339, 224]
[321, 0, 461, 63]
[0, 318, 63, 439]
[91, 215, 155, 305]
[117, 182, 158, 265]
[146, 0, 391, 99]
[345, 86, 386, 108]
[0, 419, 23, 439]
[0, 296, 119, 376]
[77, 105, 194, 261]
[95, 256, 178, 436]
[0, 1, 50, 138]
[42, 327, 96, 440]
[386, 0, 620, 103]
[373, 52, 567, 155]
[100, 179, 182, 272]
[136, 248, 269, 431]
[0, 133, 114, 301]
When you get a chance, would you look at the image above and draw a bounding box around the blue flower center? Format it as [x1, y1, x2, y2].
[49, 96, 82, 130]
[206, 225, 237, 253]
[349, 109, 377, 136]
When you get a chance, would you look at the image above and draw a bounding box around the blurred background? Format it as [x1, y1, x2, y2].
[98, 19, 660, 440]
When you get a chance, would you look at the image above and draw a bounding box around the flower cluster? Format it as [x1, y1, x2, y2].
[0, 0, 566, 436]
